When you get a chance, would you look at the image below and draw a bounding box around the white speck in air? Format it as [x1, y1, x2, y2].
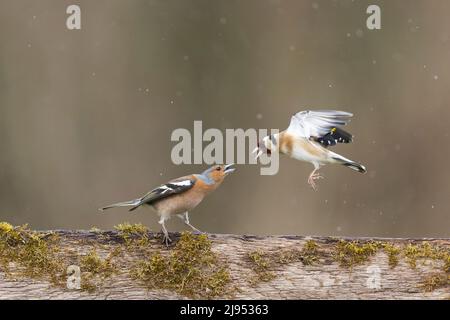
[145, 88, 150, 93]
[336, 226, 342, 232]
[312, 2, 319, 10]
[355, 29, 364, 38]
[183, 55, 189, 61]
[219, 17, 227, 25]
[170, 100, 174, 104]
[328, 84, 333, 88]
[431, 205, 435, 209]
[372, 60, 377, 64]
[256, 113, 263, 120]
[433, 75, 439, 80]
[289, 45, 296, 51]
[27, 43, 32, 48]
[346, 33, 351, 38]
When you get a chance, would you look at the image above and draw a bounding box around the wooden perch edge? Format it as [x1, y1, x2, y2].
[0, 226, 449, 299]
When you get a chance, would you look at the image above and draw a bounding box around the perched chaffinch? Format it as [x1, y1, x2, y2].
[100, 164, 235, 246]
[254, 110, 366, 190]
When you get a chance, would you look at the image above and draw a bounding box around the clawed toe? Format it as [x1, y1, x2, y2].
[307, 171, 323, 191]
[161, 233, 172, 247]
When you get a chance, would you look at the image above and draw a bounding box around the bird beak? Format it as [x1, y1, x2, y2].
[253, 142, 264, 159]
[224, 163, 236, 175]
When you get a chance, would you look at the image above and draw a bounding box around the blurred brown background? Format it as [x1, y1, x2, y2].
[0, 0, 449, 237]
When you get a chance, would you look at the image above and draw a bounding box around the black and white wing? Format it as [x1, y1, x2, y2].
[287, 110, 353, 140]
[129, 176, 196, 211]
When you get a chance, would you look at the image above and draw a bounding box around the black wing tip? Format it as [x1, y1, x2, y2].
[317, 127, 353, 147]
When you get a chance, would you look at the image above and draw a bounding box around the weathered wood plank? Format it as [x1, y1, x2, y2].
[0, 229, 448, 300]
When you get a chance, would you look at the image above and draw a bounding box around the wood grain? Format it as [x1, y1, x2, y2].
[0, 231, 448, 300]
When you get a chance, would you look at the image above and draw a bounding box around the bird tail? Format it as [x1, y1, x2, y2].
[99, 198, 142, 212]
[331, 154, 367, 174]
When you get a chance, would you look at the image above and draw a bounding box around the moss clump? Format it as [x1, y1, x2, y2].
[80, 248, 119, 292]
[421, 273, 450, 292]
[114, 222, 150, 246]
[247, 240, 321, 284]
[0, 222, 64, 284]
[301, 240, 320, 265]
[81, 249, 118, 276]
[333, 240, 381, 268]
[131, 232, 231, 298]
[444, 254, 450, 273]
[403, 242, 445, 269]
[247, 250, 276, 283]
[383, 243, 401, 268]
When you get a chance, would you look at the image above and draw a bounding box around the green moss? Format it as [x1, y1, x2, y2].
[81, 249, 117, 276]
[247, 250, 276, 283]
[421, 273, 449, 292]
[403, 242, 445, 269]
[114, 222, 150, 247]
[247, 240, 321, 284]
[79, 248, 119, 292]
[301, 240, 320, 265]
[444, 254, 450, 273]
[383, 243, 401, 268]
[131, 232, 231, 298]
[0, 222, 64, 284]
[333, 240, 381, 268]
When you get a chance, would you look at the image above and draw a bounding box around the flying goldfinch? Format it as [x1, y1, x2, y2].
[99, 164, 235, 246]
[254, 110, 366, 190]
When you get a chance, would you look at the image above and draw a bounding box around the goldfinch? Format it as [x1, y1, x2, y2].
[254, 110, 366, 190]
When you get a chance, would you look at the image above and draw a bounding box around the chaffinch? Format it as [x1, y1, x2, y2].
[100, 164, 235, 246]
[254, 110, 366, 190]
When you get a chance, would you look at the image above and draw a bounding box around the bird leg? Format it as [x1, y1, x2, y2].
[177, 212, 202, 234]
[158, 217, 172, 247]
[307, 168, 324, 191]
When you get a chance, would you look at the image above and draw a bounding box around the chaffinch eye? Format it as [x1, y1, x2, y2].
[216, 166, 221, 171]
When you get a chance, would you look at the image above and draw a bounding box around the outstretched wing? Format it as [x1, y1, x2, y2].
[287, 110, 353, 139]
[130, 175, 196, 211]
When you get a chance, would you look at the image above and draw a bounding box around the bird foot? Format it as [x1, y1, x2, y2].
[161, 233, 172, 247]
[308, 172, 323, 191]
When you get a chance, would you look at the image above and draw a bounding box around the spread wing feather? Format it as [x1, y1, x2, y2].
[287, 110, 353, 139]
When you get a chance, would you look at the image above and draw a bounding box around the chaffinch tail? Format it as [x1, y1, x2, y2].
[254, 110, 366, 190]
[99, 164, 235, 246]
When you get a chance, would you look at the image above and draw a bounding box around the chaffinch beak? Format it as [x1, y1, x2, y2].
[224, 163, 236, 175]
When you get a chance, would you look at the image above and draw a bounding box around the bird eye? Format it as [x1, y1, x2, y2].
[216, 166, 221, 171]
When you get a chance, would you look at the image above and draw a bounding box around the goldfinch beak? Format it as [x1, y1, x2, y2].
[253, 144, 264, 159]
[224, 163, 235, 175]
